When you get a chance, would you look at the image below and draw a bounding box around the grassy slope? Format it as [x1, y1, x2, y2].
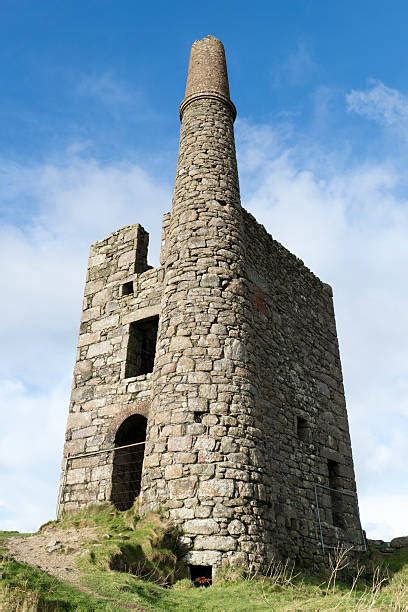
[1, 507, 407, 611]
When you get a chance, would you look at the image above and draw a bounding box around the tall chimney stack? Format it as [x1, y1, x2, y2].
[140, 36, 263, 569]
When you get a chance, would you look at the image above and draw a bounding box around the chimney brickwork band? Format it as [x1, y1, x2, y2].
[180, 36, 236, 121]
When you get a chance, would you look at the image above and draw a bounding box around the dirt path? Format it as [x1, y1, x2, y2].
[6, 525, 98, 583]
[5, 527, 145, 609]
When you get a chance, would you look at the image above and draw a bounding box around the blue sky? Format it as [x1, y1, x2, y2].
[1, 1, 408, 539]
[3, 0, 408, 166]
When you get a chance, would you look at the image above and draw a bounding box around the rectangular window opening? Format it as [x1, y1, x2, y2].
[125, 316, 159, 378]
[121, 281, 133, 296]
[189, 564, 212, 587]
[328, 460, 344, 528]
[296, 416, 309, 442]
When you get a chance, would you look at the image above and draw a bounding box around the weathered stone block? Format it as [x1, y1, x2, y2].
[199, 479, 234, 498]
[227, 519, 245, 535]
[92, 289, 111, 306]
[91, 315, 120, 332]
[87, 341, 111, 358]
[118, 250, 136, 269]
[67, 412, 92, 429]
[168, 436, 193, 452]
[201, 273, 220, 287]
[187, 550, 222, 566]
[71, 425, 97, 440]
[168, 477, 196, 499]
[91, 465, 111, 481]
[164, 464, 183, 480]
[66, 468, 86, 485]
[194, 437, 216, 451]
[194, 535, 237, 551]
[170, 336, 192, 350]
[184, 518, 220, 535]
[78, 332, 100, 347]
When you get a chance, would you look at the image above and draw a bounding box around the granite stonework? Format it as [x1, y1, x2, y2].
[58, 35, 362, 572]
[60, 224, 160, 512]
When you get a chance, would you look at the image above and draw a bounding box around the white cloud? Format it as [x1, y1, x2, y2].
[359, 494, 408, 541]
[0, 377, 69, 531]
[346, 79, 408, 130]
[236, 118, 408, 539]
[1, 105, 407, 541]
[0, 155, 170, 532]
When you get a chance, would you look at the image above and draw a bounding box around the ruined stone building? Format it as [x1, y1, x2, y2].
[58, 36, 363, 573]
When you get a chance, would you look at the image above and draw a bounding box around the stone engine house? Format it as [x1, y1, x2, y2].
[58, 36, 363, 572]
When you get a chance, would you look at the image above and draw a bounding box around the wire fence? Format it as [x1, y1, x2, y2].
[57, 441, 146, 516]
[110, 443, 145, 510]
[58, 447, 366, 554]
[314, 483, 367, 552]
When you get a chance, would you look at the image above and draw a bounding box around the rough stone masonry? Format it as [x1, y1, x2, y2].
[58, 35, 363, 572]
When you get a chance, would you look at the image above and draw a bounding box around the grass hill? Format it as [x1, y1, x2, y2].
[1, 504, 407, 611]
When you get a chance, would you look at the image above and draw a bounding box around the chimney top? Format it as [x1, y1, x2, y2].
[185, 35, 230, 99]
[180, 36, 235, 120]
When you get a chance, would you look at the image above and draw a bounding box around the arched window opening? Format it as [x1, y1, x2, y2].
[111, 414, 147, 511]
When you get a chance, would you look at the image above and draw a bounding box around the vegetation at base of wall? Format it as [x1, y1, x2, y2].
[58, 502, 188, 585]
[1, 506, 408, 611]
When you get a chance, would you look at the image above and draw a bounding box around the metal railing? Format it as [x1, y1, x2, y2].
[57, 441, 146, 517]
[314, 483, 367, 552]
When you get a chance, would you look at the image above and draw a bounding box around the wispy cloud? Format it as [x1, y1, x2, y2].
[1, 102, 408, 539]
[359, 495, 408, 541]
[78, 72, 134, 106]
[236, 117, 408, 539]
[347, 79, 408, 130]
[0, 155, 171, 531]
[272, 42, 317, 88]
[76, 72, 156, 124]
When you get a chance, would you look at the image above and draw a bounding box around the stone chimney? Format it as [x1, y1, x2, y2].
[140, 36, 264, 570]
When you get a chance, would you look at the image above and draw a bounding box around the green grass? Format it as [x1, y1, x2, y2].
[1, 506, 408, 611]
[58, 502, 188, 585]
[0, 559, 108, 611]
[0, 532, 107, 611]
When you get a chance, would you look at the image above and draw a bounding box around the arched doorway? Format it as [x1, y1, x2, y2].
[110, 414, 147, 511]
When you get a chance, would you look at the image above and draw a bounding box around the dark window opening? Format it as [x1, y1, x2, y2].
[111, 414, 147, 511]
[328, 460, 344, 528]
[296, 416, 309, 442]
[125, 316, 159, 378]
[189, 564, 212, 587]
[194, 411, 204, 423]
[121, 281, 133, 296]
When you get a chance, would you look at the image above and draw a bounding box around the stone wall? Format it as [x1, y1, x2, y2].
[239, 208, 362, 565]
[58, 34, 362, 574]
[368, 537, 408, 553]
[59, 223, 161, 514]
